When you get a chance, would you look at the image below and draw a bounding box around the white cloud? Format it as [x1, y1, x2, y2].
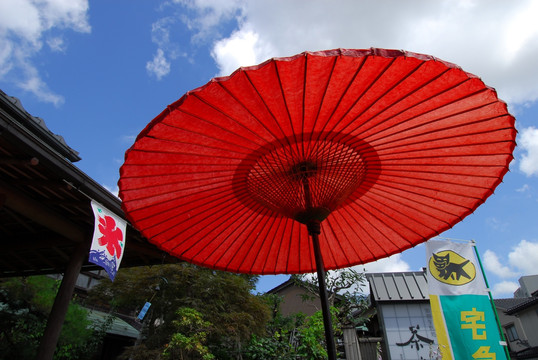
[172, 0, 244, 42]
[212, 29, 274, 76]
[362, 254, 411, 273]
[508, 240, 538, 274]
[0, 0, 90, 105]
[46, 37, 66, 52]
[482, 250, 518, 278]
[516, 184, 530, 193]
[178, 0, 538, 106]
[146, 49, 171, 80]
[492, 281, 519, 298]
[17, 58, 65, 106]
[519, 127, 538, 176]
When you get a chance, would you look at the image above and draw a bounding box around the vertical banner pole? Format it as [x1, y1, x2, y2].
[472, 241, 511, 359]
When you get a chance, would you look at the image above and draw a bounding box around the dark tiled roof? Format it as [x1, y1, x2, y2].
[506, 297, 538, 315]
[494, 297, 530, 310]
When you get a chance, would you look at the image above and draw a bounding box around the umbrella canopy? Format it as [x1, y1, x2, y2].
[119, 48, 515, 275]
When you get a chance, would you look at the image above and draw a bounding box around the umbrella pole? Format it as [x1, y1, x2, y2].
[301, 174, 337, 360]
[308, 221, 337, 360]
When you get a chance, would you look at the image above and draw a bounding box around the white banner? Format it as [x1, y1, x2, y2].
[426, 239, 508, 360]
[426, 239, 488, 296]
[89, 200, 127, 281]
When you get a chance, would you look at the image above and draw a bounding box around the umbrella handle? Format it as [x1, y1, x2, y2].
[309, 223, 338, 360]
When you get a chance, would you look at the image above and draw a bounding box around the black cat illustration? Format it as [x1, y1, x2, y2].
[432, 252, 471, 281]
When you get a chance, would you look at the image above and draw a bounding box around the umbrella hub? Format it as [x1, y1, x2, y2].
[240, 134, 372, 224]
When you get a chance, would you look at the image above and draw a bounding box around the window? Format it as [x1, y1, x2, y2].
[505, 324, 519, 342]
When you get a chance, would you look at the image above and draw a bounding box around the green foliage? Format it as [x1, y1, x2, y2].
[244, 294, 340, 360]
[89, 263, 270, 360]
[244, 295, 301, 360]
[163, 307, 214, 360]
[294, 308, 340, 360]
[0, 276, 106, 360]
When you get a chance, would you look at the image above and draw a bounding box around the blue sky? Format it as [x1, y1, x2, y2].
[1, 0, 538, 297]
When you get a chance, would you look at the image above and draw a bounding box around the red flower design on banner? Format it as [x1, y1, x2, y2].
[97, 215, 123, 259]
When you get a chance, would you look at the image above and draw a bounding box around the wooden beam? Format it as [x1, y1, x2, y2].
[0, 179, 86, 243]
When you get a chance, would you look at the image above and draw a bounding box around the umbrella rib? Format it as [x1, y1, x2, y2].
[360, 189, 455, 242]
[305, 55, 338, 158]
[177, 202, 260, 267]
[337, 64, 452, 136]
[193, 205, 274, 272]
[127, 146, 247, 162]
[378, 142, 515, 162]
[362, 101, 509, 148]
[119, 168, 235, 182]
[244, 214, 281, 274]
[130, 177, 261, 229]
[358, 178, 478, 213]
[260, 216, 290, 274]
[274, 60, 302, 160]
[347, 197, 417, 252]
[336, 204, 390, 261]
[243, 65, 295, 146]
[283, 220, 298, 274]
[121, 176, 233, 206]
[361, 174, 484, 202]
[365, 185, 457, 226]
[325, 216, 359, 265]
[121, 173, 235, 192]
[161, 191, 262, 252]
[311, 55, 338, 137]
[381, 168, 503, 183]
[380, 166, 505, 179]
[216, 79, 283, 144]
[372, 126, 514, 157]
[301, 53, 307, 159]
[323, 56, 399, 136]
[313, 55, 369, 144]
[321, 220, 350, 269]
[344, 76, 485, 138]
[337, 60, 430, 135]
[132, 187, 240, 233]
[157, 121, 257, 153]
[188, 92, 269, 147]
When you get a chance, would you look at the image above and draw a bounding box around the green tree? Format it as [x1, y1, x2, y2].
[163, 307, 214, 360]
[0, 276, 107, 360]
[244, 294, 302, 360]
[294, 308, 340, 360]
[244, 294, 340, 360]
[89, 263, 270, 360]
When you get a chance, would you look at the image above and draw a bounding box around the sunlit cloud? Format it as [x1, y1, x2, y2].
[0, 0, 90, 105]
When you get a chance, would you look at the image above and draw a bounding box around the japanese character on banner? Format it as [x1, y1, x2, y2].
[89, 200, 127, 281]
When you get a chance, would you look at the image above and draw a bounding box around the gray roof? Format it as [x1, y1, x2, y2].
[86, 309, 139, 338]
[366, 271, 428, 302]
[494, 297, 530, 310]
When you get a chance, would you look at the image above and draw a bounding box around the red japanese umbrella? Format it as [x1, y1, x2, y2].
[119, 48, 515, 359]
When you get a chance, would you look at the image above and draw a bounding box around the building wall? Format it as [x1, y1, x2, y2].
[514, 275, 538, 298]
[496, 306, 528, 354]
[517, 305, 538, 347]
[378, 302, 439, 360]
[276, 285, 321, 317]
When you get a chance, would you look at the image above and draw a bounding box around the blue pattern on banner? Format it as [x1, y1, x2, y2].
[89, 250, 118, 280]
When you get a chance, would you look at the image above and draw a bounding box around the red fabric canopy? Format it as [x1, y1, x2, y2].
[119, 48, 516, 275]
